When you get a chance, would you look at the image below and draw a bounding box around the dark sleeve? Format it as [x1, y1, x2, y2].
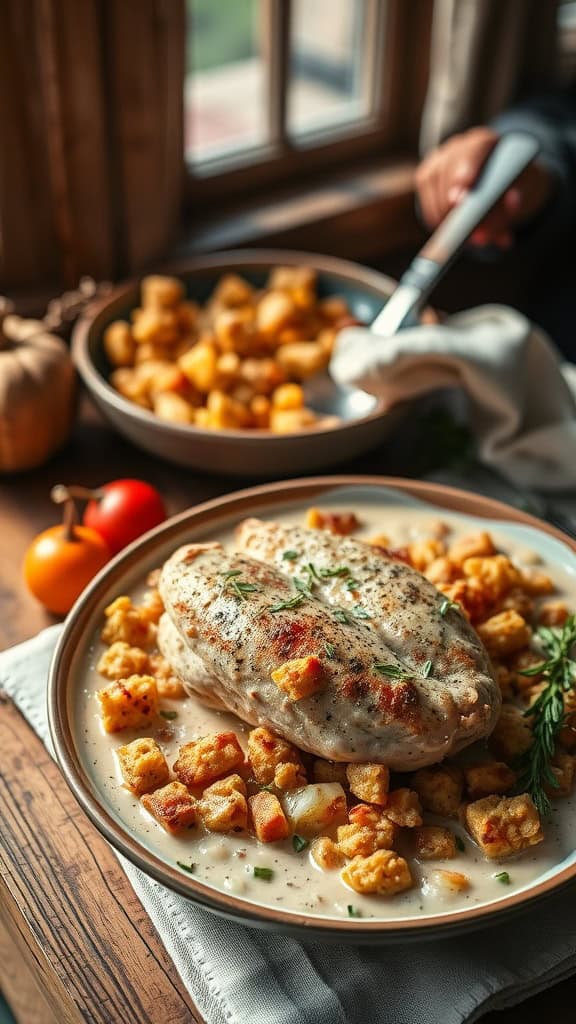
[491, 85, 576, 244]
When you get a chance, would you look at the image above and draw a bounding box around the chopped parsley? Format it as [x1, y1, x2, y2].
[422, 660, 433, 678]
[160, 709, 178, 721]
[455, 835, 465, 853]
[374, 663, 408, 679]
[494, 871, 510, 885]
[333, 609, 350, 624]
[269, 592, 306, 613]
[347, 904, 362, 917]
[177, 861, 195, 874]
[352, 605, 372, 620]
[345, 578, 360, 591]
[282, 550, 299, 561]
[292, 835, 309, 853]
[439, 598, 459, 617]
[324, 642, 336, 659]
[253, 866, 274, 881]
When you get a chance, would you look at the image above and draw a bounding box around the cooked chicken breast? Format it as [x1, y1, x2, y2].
[158, 526, 500, 770]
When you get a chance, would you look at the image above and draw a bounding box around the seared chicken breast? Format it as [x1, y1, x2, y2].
[158, 525, 500, 770]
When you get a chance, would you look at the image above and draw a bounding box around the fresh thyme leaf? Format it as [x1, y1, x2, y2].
[494, 871, 510, 885]
[439, 598, 459, 617]
[294, 577, 312, 595]
[516, 614, 576, 816]
[160, 709, 178, 721]
[345, 577, 360, 591]
[282, 550, 299, 561]
[253, 866, 273, 881]
[347, 904, 362, 917]
[455, 835, 465, 853]
[292, 834, 309, 853]
[333, 609, 350, 624]
[319, 565, 351, 578]
[422, 659, 433, 678]
[351, 605, 372, 619]
[269, 592, 306, 613]
[374, 663, 408, 679]
[221, 569, 242, 580]
[304, 562, 321, 582]
[221, 571, 261, 601]
[177, 861, 195, 873]
[324, 642, 336, 659]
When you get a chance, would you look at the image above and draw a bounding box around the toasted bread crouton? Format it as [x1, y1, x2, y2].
[464, 761, 516, 800]
[448, 532, 496, 566]
[273, 761, 307, 790]
[465, 794, 543, 859]
[147, 653, 186, 699]
[271, 656, 324, 700]
[545, 751, 576, 798]
[173, 732, 244, 787]
[489, 705, 532, 763]
[101, 596, 156, 648]
[414, 826, 457, 861]
[412, 764, 463, 817]
[97, 674, 159, 733]
[141, 781, 197, 833]
[336, 812, 397, 858]
[341, 850, 412, 896]
[116, 737, 169, 795]
[198, 775, 248, 833]
[384, 788, 422, 827]
[476, 611, 532, 657]
[247, 727, 305, 785]
[97, 641, 149, 680]
[346, 763, 389, 806]
[311, 837, 345, 870]
[249, 791, 290, 842]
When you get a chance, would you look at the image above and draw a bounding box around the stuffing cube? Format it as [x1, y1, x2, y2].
[240, 357, 285, 395]
[341, 850, 412, 896]
[247, 727, 304, 785]
[147, 653, 186, 699]
[425, 557, 459, 585]
[546, 751, 576, 797]
[214, 307, 256, 355]
[462, 555, 520, 603]
[305, 508, 360, 535]
[256, 290, 296, 338]
[273, 761, 307, 790]
[311, 837, 345, 870]
[97, 675, 159, 733]
[276, 342, 326, 380]
[495, 587, 534, 621]
[464, 761, 516, 800]
[198, 775, 248, 833]
[436, 578, 489, 623]
[271, 383, 305, 411]
[408, 538, 446, 572]
[141, 274, 184, 310]
[97, 641, 149, 681]
[448, 532, 496, 566]
[465, 794, 543, 858]
[412, 764, 464, 817]
[141, 781, 197, 834]
[179, 342, 218, 393]
[173, 732, 244, 788]
[508, 649, 545, 694]
[312, 759, 348, 786]
[116, 737, 169, 795]
[269, 407, 317, 433]
[271, 656, 324, 700]
[538, 601, 569, 627]
[103, 321, 135, 367]
[140, 588, 165, 624]
[414, 826, 457, 861]
[153, 392, 196, 425]
[132, 309, 178, 346]
[336, 814, 397, 858]
[518, 569, 554, 596]
[476, 611, 532, 657]
[489, 705, 532, 763]
[101, 596, 156, 649]
[248, 791, 290, 842]
[206, 389, 250, 429]
[110, 368, 151, 408]
[426, 869, 470, 894]
[346, 763, 389, 806]
[212, 273, 254, 309]
[384, 788, 422, 827]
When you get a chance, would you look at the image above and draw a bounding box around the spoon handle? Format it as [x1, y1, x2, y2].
[371, 132, 540, 337]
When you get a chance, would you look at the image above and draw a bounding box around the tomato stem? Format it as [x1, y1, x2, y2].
[50, 485, 80, 541]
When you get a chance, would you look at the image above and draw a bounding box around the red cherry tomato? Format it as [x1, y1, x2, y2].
[83, 479, 166, 554]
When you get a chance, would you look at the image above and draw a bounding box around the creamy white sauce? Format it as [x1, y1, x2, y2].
[76, 499, 576, 922]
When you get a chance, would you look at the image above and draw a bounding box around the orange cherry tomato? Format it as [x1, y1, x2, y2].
[23, 487, 111, 615]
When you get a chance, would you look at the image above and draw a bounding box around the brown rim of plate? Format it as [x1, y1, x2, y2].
[48, 475, 576, 939]
[71, 248, 399, 442]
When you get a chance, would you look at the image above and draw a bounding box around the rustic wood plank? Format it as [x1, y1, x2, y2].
[0, 912, 60, 1024]
[0, 695, 200, 1024]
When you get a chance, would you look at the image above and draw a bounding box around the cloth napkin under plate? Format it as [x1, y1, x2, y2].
[332, 305, 576, 493]
[1, 626, 576, 1024]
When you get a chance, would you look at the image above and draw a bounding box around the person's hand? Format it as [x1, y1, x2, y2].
[415, 126, 554, 247]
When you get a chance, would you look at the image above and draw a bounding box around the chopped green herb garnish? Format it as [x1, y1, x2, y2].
[282, 550, 299, 561]
[422, 660, 433, 678]
[440, 598, 460, 616]
[345, 578, 360, 591]
[304, 562, 321, 582]
[253, 866, 274, 881]
[269, 592, 306, 613]
[177, 861, 195, 874]
[292, 834, 309, 853]
[259, 784, 276, 793]
[494, 871, 510, 885]
[324, 642, 336, 659]
[455, 835, 465, 853]
[294, 577, 312, 595]
[516, 615, 576, 815]
[222, 571, 261, 601]
[160, 709, 178, 721]
[374, 663, 408, 679]
[352, 605, 372, 620]
[333, 609, 350, 624]
[222, 569, 242, 580]
[319, 565, 351, 579]
[347, 904, 362, 918]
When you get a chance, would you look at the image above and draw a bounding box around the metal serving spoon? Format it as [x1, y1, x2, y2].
[304, 132, 540, 420]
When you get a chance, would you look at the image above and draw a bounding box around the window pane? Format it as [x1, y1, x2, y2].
[185, 0, 267, 165]
[288, 0, 371, 140]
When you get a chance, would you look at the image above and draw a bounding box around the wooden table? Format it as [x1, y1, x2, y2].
[1, 398, 574, 1023]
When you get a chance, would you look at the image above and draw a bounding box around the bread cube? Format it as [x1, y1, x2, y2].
[271, 656, 324, 700]
[489, 705, 532, 762]
[436, 578, 489, 623]
[415, 826, 457, 860]
[538, 601, 569, 627]
[346, 763, 389, 806]
[494, 587, 534, 621]
[276, 341, 326, 380]
[268, 266, 317, 295]
[464, 761, 516, 800]
[462, 555, 520, 603]
[448, 531, 496, 566]
[247, 727, 304, 785]
[206, 389, 250, 429]
[153, 392, 196, 425]
[101, 596, 156, 649]
[110, 368, 151, 408]
[518, 569, 554, 595]
[311, 837, 345, 870]
[97, 641, 149, 681]
[425, 557, 458, 585]
[179, 342, 218, 393]
[199, 775, 248, 833]
[141, 274, 184, 310]
[312, 759, 348, 786]
[173, 732, 244, 787]
[103, 321, 135, 367]
[336, 814, 397, 858]
[256, 290, 296, 338]
[248, 791, 290, 842]
[426, 869, 470, 894]
[305, 508, 360, 535]
[269, 407, 317, 433]
[273, 761, 307, 790]
[412, 764, 463, 817]
[212, 273, 254, 309]
[141, 781, 197, 833]
[408, 538, 446, 572]
[250, 394, 271, 428]
[384, 788, 422, 827]
[465, 794, 543, 858]
[508, 649, 545, 694]
[147, 653, 186, 699]
[116, 737, 169, 795]
[341, 850, 412, 896]
[271, 383, 305, 411]
[97, 675, 159, 733]
[132, 309, 178, 346]
[476, 611, 532, 657]
[240, 357, 285, 395]
[214, 307, 256, 355]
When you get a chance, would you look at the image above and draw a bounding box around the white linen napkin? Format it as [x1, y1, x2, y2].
[2, 626, 576, 1024]
[331, 305, 576, 493]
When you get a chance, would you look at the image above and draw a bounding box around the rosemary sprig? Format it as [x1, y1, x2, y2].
[221, 570, 261, 601]
[516, 615, 576, 816]
[374, 664, 408, 679]
[269, 592, 306, 613]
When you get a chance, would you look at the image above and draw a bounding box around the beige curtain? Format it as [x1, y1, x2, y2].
[420, 0, 560, 153]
